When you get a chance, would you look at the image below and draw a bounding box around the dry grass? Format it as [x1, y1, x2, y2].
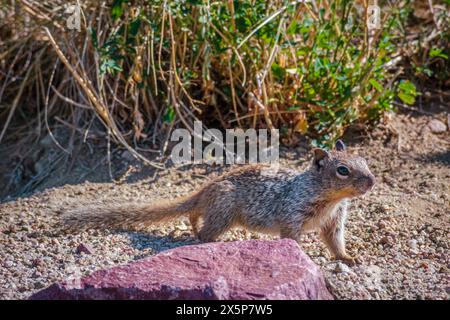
[0, 0, 448, 160]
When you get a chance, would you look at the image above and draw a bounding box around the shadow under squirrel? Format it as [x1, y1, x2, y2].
[64, 140, 375, 264]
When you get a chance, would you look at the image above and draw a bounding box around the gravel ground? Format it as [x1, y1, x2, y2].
[0, 112, 449, 300]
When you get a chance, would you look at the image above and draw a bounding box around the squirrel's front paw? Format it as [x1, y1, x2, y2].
[337, 254, 357, 266]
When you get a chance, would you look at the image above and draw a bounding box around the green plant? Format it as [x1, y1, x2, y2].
[0, 0, 422, 153]
[89, 0, 419, 146]
[400, 0, 450, 95]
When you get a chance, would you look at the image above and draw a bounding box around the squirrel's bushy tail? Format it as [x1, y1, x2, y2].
[63, 194, 199, 231]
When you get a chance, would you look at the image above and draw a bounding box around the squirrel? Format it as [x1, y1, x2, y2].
[63, 140, 375, 264]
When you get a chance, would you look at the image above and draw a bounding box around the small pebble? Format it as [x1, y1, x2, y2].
[76, 243, 94, 255]
[408, 239, 418, 250]
[428, 119, 447, 134]
[335, 262, 351, 273]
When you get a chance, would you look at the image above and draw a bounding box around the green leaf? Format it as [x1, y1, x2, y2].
[129, 18, 141, 38]
[100, 59, 123, 75]
[90, 28, 98, 49]
[112, 0, 126, 20]
[163, 105, 176, 123]
[398, 80, 416, 94]
[271, 64, 285, 80]
[397, 80, 418, 105]
[369, 79, 383, 92]
[429, 48, 448, 60]
[287, 20, 299, 35]
[398, 92, 415, 105]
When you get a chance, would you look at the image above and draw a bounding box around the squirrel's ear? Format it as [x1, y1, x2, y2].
[313, 148, 330, 170]
[335, 139, 346, 151]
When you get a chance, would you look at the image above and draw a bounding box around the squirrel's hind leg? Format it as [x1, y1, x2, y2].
[197, 212, 233, 242]
[189, 213, 200, 237]
[280, 226, 302, 244]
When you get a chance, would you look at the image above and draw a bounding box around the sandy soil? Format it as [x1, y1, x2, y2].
[0, 111, 449, 300]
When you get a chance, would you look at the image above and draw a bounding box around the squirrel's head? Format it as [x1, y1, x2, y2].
[312, 140, 375, 198]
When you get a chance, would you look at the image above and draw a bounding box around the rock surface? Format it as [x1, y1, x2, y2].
[428, 119, 447, 134]
[30, 239, 333, 300]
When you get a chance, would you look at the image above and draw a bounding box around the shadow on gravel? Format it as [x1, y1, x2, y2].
[419, 149, 450, 166]
[125, 231, 200, 257]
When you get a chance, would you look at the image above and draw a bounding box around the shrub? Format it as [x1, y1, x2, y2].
[0, 0, 427, 153]
[91, 0, 420, 146]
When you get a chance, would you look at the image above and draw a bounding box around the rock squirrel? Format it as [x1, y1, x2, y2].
[64, 140, 375, 264]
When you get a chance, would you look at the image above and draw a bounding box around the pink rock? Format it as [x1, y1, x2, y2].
[30, 239, 333, 300]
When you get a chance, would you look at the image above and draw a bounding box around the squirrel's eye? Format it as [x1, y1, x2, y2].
[336, 166, 350, 176]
